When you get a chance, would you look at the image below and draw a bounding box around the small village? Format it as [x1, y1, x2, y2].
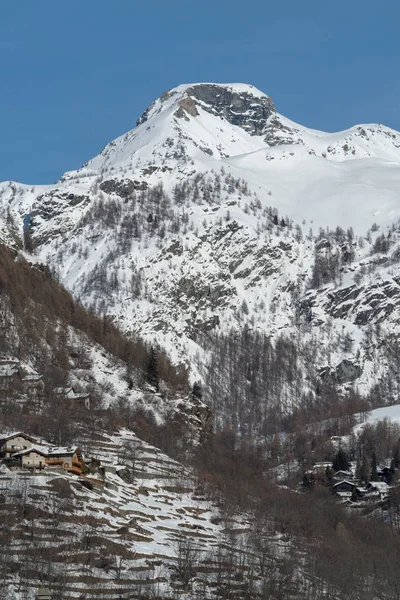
[304, 457, 393, 505]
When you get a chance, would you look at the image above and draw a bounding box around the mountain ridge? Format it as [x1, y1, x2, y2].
[2, 82, 400, 430]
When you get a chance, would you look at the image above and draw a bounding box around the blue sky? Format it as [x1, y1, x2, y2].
[1, 0, 399, 183]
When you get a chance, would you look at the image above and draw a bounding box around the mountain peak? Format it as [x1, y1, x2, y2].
[136, 82, 275, 135]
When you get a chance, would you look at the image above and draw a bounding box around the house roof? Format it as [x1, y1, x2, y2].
[0, 358, 19, 365]
[15, 445, 49, 458]
[47, 445, 78, 457]
[21, 374, 42, 382]
[54, 386, 74, 395]
[367, 481, 389, 492]
[333, 480, 355, 488]
[54, 386, 89, 400]
[15, 444, 79, 458]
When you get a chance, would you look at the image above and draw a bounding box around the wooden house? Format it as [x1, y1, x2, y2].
[54, 386, 90, 410]
[377, 466, 394, 484]
[365, 481, 389, 500]
[332, 480, 356, 495]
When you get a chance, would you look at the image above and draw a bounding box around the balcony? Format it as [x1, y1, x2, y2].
[46, 458, 63, 466]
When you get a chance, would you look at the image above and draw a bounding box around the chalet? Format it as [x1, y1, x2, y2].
[15, 445, 84, 475]
[377, 466, 395, 484]
[365, 481, 389, 500]
[54, 386, 90, 410]
[0, 432, 46, 458]
[333, 470, 354, 481]
[332, 480, 356, 495]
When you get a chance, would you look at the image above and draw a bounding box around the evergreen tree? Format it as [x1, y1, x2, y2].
[191, 381, 203, 401]
[333, 448, 350, 472]
[359, 454, 371, 485]
[370, 451, 379, 482]
[393, 438, 400, 467]
[302, 471, 315, 489]
[146, 346, 159, 391]
[325, 465, 334, 484]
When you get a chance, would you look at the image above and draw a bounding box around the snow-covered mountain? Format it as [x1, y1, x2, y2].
[2, 82, 400, 424]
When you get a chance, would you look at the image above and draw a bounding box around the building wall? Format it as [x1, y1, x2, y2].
[4, 436, 33, 456]
[21, 451, 46, 469]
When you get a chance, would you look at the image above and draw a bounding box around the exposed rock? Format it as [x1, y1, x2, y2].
[335, 359, 363, 384]
[174, 96, 199, 119]
[180, 84, 275, 135]
[319, 360, 363, 384]
[263, 116, 301, 146]
[100, 178, 147, 197]
[196, 314, 220, 332]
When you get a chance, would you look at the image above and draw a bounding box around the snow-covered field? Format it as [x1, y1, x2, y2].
[354, 403, 400, 434]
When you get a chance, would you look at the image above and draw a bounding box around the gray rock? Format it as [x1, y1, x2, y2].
[100, 178, 147, 197]
[335, 359, 362, 384]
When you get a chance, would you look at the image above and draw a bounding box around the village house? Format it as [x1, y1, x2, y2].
[15, 445, 48, 469]
[0, 359, 44, 390]
[332, 480, 356, 496]
[365, 481, 389, 501]
[332, 469, 354, 482]
[0, 432, 46, 459]
[54, 386, 90, 410]
[377, 465, 395, 484]
[46, 446, 84, 475]
[15, 444, 84, 475]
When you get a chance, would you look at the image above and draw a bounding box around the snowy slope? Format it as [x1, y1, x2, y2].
[0, 429, 264, 599]
[354, 404, 400, 433]
[2, 82, 400, 419]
